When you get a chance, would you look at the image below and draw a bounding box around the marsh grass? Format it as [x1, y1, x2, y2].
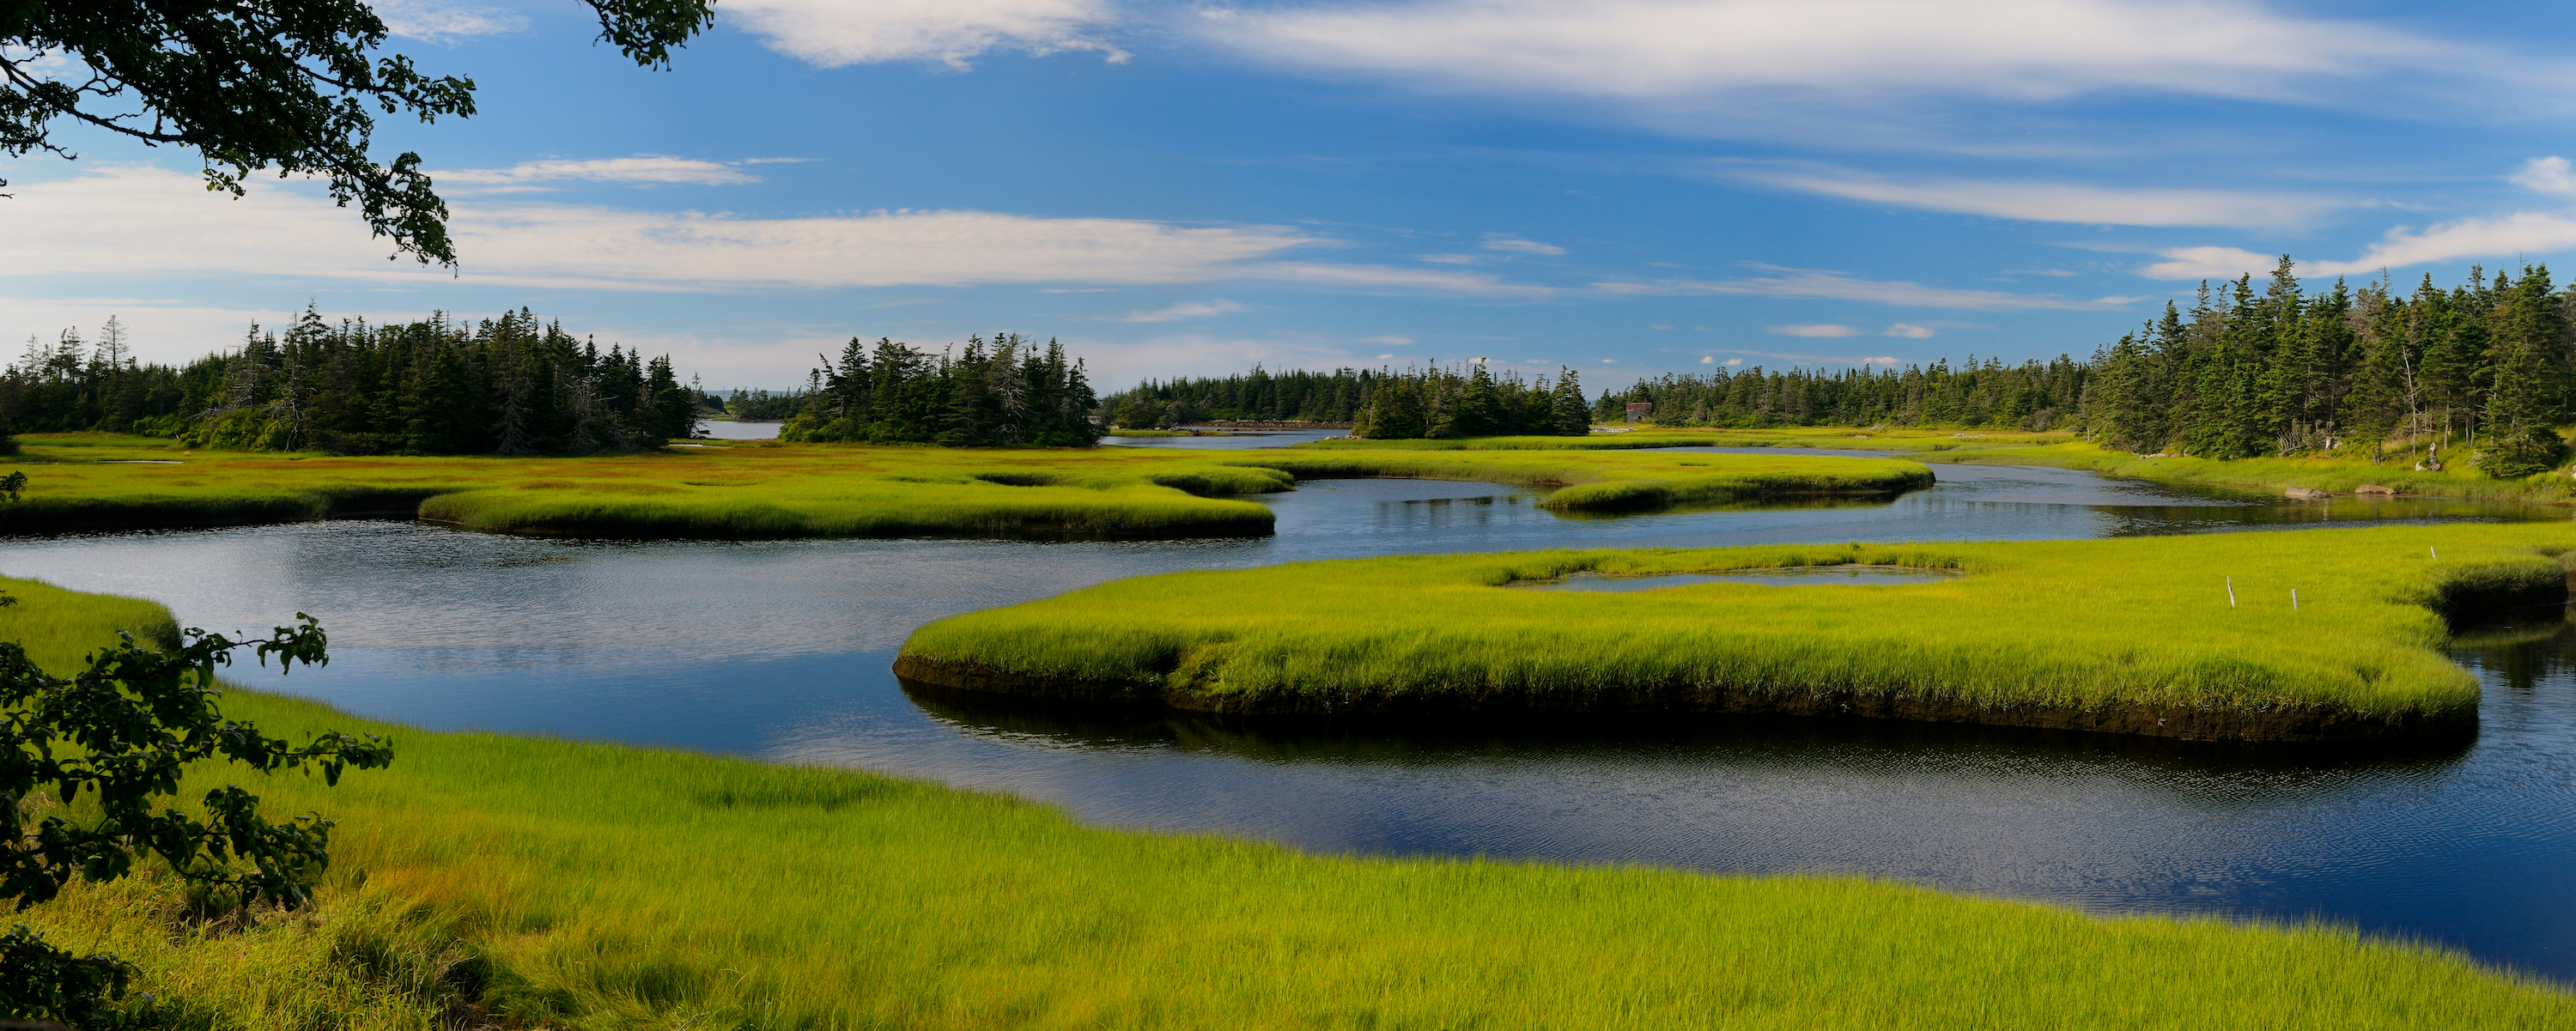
[1229, 448, 1932, 511]
[0, 579, 2570, 1028]
[0, 434, 1930, 537]
[904, 525, 2576, 722]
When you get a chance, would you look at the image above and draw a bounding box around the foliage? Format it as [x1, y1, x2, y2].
[2082, 258, 2576, 469]
[1344, 364, 1592, 439]
[781, 333, 1101, 447]
[1595, 355, 2091, 430]
[0, 602, 387, 1027]
[2, 306, 704, 454]
[902, 525, 2576, 724]
[1103, 365, 1373, 427]
[0, 0, 712, 264]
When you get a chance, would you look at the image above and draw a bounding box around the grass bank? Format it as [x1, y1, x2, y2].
[0, 434, 1296, 540]
[900, 524, 2576, 741]
[0, 434, 1932, 537]
[1225, 448, 1932, 512]
[4, 581, 2572, 1027]
[1364, 427, 2576, 505]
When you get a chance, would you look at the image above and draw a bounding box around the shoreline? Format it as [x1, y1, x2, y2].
[890, 653, 2478, 743]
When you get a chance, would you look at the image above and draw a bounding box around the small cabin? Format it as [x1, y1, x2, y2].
[1624, 403, 1651, 422]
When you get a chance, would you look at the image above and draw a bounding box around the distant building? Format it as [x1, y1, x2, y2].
[1625, 402, 1651, 422]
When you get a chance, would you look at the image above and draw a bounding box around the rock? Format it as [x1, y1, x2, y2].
[2285, 488, 2331, 501]
[2355, 484, 2396, 496]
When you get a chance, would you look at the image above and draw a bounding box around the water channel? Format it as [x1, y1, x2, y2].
[7, 455, 2574, 980]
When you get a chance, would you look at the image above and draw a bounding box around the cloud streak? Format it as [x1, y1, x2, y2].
[723, 0, 1127, 69]
[1596, 264, 2137, 311]
[1197, 0, 2537, 110]
[0, 167, 1550, 296]
[1728, 162, 2343, 228]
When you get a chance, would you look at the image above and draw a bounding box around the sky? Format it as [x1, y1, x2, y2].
[9, 0, 2576, 391]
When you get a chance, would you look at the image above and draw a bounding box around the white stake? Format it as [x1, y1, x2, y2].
[2293, 589, 2300, 611]
[2431, 545, 2439, 560]
[2227, 576, 2237, 608]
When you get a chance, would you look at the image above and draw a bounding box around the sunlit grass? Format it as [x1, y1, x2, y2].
[1230, 448, 1932, 511]
[0, 434, 1932, 537]
[905, 525, 2576, 730]
[0, 577, 2567, 1028]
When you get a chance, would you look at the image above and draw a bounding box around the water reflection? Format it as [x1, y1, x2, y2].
[1, 463, 2570, 979]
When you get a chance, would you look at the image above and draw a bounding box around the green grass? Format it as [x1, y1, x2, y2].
[2, 579, 2571, 1028]
[0, 434, 1931, 537]
[902, 524, 2576, 735]
[1340, 426, 2576, 505]
[1226, 448, 1932, 512]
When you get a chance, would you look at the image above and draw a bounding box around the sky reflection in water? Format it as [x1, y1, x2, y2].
[3, 462, 2572, 980]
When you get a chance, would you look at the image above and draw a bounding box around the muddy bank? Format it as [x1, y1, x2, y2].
[890, 654, 2474, 743]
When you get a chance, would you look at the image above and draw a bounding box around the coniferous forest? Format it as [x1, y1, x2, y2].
[2, 307, 703, 454]
[780, 334, 1103, 446]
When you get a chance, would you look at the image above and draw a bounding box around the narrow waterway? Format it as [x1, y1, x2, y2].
[7, 463, 2572, 979]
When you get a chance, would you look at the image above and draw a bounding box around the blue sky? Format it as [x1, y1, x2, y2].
[9, 0, 2576, 390]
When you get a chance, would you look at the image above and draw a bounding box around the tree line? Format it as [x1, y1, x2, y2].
[2083, 258, 2575, 476]
[3, 306, 704, 454]
[1592, 357, 2091, 432]
[1104, 367, 1371, 427]
[781, 333, 1102, 446]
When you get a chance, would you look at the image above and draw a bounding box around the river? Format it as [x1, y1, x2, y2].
[5, 457, 2572, 980]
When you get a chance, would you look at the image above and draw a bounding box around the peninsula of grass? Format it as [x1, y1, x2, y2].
[1224, 447, 1933, 512]
[5, 582, 2572, 1027]
[1342, 426, 2576, 506]
[0, 434, 1933, 538]
[0, 434, 1297, 540]
[900, 523, 2576, 742]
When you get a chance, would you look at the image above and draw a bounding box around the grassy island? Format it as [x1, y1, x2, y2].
[2, 580, 2569, 1027]
[1332, 426, 2576, 506]
[900, 524, 2576, 742]
[0, 434, 1930, 539]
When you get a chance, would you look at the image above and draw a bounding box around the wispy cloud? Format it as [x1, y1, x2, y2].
[1882, 323, 1936, 337]
[2145, 157, 2576, 280]
[1726, 161, 2343, 228]
[1596, 264, 2136, 311]
[0, 167, 1560, 298]
[1121, 299, 1247, 323]
[374, 0, 523, 42]
[436, 156, 775, 188]
[1704, 348, 1901, 366]
[1769, 324, 1859, 337]
[1196, 0, 2543, 113]
[723, 0, 1127, 69]
[1484, 233, 1565, 255]
[2508, 156, 2576, 197]
[1416, 253, 1480, 264]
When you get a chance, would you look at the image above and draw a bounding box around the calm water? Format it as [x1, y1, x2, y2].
[7, 464, 2573, 979]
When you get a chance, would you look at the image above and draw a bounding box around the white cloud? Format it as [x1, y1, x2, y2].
[1121, 299, 1247, 323]
[437, 156, 769, 188]
[2509, 156, 2576, 197]
[2139, 246, 2277, 281]
[1484, 234, 1566, 255]
[1417, 253, 1479, 264]
[1260, 262, 1553, 296]
[0, 166, 1540, 296]
[2148, 209, 2576, 281]
[1731, 162, 2341, 228]
[374, 0, 523, 42]
[1361, 335, 1414, 345]
[1198, 0, 2524, 110]
[1882, 323, 1935, 337]
[1597, 264, 2134, 310]
[1770, 324, 1859, 337]
[723, 0, 1127, 69]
